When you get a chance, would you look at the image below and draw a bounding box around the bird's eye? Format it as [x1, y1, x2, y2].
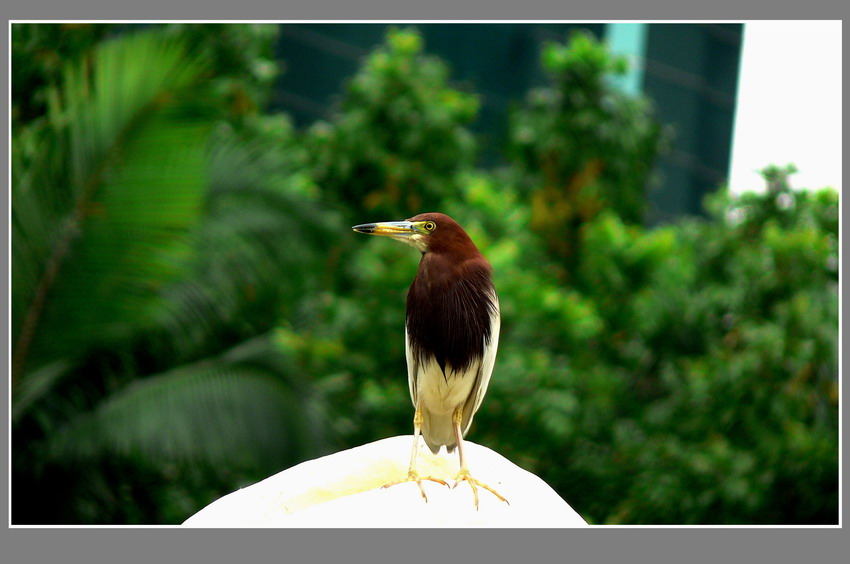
[424, 221, 436, 232]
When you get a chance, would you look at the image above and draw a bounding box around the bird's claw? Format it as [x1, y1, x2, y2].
[382, 471, 448, 503]
[453, 470, 510, 510]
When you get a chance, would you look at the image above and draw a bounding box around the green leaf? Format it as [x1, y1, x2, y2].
[44, 335, 327, 471]
[12, 29, 216, 381]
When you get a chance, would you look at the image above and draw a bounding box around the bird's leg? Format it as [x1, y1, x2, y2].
[382, 407, 448, 502]
[451, 406, 509, 510]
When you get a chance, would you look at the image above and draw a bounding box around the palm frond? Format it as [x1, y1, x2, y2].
[151, 123, 344, 359]
[12, 29, 215, 384]
[44, 334, 328, 472]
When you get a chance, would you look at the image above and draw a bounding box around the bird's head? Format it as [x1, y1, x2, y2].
[352, 212, 480, 257]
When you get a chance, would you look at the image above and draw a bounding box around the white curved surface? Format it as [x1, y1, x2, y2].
[183, 435, 588, 528]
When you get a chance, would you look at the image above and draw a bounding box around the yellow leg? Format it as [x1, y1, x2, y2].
[451, 406, 509, 510]
[382, 407, 448, 502]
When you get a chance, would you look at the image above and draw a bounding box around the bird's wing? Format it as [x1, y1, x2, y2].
[405, 324, 418, 407]
[460, 291, 500, 437]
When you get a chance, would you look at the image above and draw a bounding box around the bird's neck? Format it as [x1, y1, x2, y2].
[417, 251, 491, 291]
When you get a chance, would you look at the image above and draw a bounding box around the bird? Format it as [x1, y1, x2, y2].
[352, 212, 508, 509]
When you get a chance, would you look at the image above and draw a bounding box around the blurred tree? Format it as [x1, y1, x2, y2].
[12, 24, 338, 524]
[170, 23, 281, 122]
[306, 27, 480, 220]
[12, 26, 217, 383]
[11, 23, 118, 127]
[508, 31, 668, 278]
[473, 168, 838, 524]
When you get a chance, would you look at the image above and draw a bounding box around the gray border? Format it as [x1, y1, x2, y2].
[4, 1, 847, 563]
[3, 0, 847, 20]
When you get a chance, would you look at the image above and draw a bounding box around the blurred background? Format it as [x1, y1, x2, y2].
[10, 22, 839, 525]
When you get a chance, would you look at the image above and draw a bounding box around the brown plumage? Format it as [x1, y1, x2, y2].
[353, 212, 507, 508]
[406, 237, 496, 375]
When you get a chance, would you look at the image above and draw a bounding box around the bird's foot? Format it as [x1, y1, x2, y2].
[382, 471, 448, 503]
[452, 468, 510, 510]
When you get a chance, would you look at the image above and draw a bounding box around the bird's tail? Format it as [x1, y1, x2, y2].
[421, 409, 459, 454]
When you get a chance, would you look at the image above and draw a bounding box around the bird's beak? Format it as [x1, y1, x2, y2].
[352, 221, 424, 239]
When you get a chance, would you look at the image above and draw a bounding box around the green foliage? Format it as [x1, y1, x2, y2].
[11, 23, 118, 126]
[35, 336, 325, 524]
[509, 31, 668, 275]
[306, 27, 480, 219]
[465, 175, 837, 524]
[572, 181, 837, 524]
[12, 24, 838, 526]
[170, 24, 283, 121]
[12, 27, 216, 379]
[12, 24, 337, 525]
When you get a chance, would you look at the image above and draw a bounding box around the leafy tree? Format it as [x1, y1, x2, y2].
[11, 24, 337, 524]
[306, 27, 480, 220]
[508, 31, 668, 277]
[469, 169, 838, 524]
[12, 23, 118, 127]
